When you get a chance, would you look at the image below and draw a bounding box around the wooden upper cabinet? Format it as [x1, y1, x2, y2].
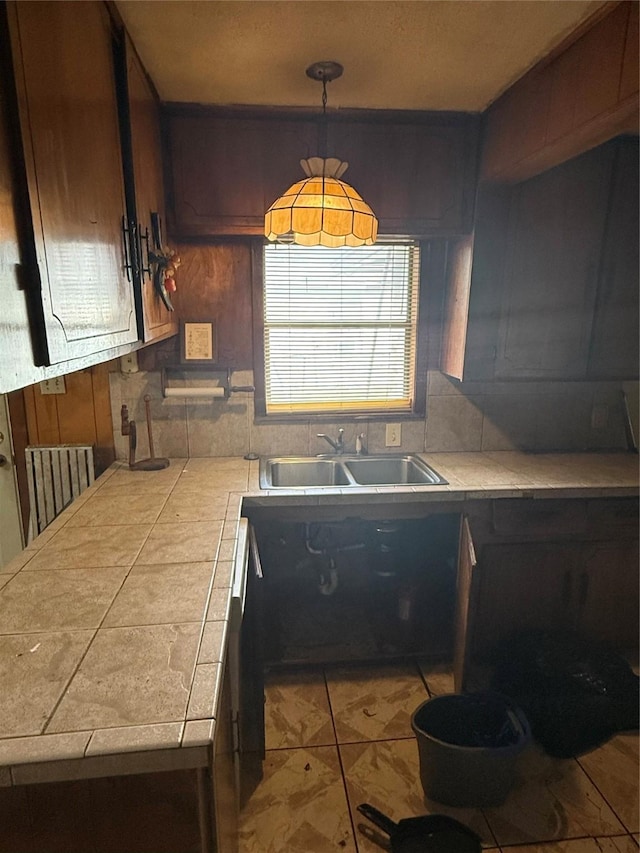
[588, 136, 639, 378]
[494, 143, 613, 379]
[165, 109, 479, 238]
[7, 1, 137, 365]
[442, 136, 639, 383]
[330, 118, 478, 235]
[482, 2, 639, 183]
[167, 114, 317, 236]
[117, 34, 177, 343]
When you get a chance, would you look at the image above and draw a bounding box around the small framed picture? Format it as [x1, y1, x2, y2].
[180, 321, 217, 365]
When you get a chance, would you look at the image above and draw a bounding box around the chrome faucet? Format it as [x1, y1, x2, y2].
[317, 428, 344, 454]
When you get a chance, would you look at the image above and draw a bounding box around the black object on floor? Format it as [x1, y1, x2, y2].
[491, 629, 640, 757]
[357, 803, 481, 853]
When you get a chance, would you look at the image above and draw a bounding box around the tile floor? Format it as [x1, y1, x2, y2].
[238, 660, 639, 853]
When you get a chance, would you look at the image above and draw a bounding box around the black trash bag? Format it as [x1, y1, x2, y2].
[490, 630, 639, 758]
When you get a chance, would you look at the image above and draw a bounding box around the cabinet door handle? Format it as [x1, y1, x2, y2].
[121, 216, 135, 282]
[561, 570, 572, 608]
[578, 571, 589, 610]
[249, 524, 263, 580]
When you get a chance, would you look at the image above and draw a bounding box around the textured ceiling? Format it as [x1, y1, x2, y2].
[117, 0, 606, 112]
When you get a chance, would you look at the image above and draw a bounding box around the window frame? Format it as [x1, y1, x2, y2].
[251, 239, 437, 421]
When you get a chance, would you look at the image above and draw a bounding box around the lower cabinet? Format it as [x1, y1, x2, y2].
[211, 657, 239, 853]
[454, 497, 640, 691]
[0, 769, 204, 853]
[578, 538, 639, 649]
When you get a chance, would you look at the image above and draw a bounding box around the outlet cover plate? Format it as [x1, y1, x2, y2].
[120, 353, 139, 374]
[39, 377, 66, 395]
[385, 423, 402, 447]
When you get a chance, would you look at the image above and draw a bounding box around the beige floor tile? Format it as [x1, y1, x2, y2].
[484, 745, 625, 846]
[418, 660, 455, 696]
[103, 562, 213, 627]
[0, 631, 94, 737]
[23, 525, 152, 570]
[47, 623, 200, 732]
[135, 521, 221, 564]
[238, 746, 356, 853]
[66, 494, 167, 527]
[339, 738, 496, 850]
[264, 669, 335, 750]
[578, 734, 640, 833]
[501, 838, 639, 852]
[156, 492, 228, 523]
[0, 568, 128, 633]
[325, 662, 429, 743]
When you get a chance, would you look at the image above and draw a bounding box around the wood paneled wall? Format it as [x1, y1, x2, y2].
[137, 242, 254, 371]
[21, 364, 115, 472]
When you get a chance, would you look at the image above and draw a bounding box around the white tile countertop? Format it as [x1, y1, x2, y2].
[0, 451, 637, 785]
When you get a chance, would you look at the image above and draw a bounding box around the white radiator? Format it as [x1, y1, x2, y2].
[25, 445, 95, 540]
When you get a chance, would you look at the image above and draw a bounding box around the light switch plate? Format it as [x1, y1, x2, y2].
[39, 377, 66, 395]
[385, 423, 402, 447]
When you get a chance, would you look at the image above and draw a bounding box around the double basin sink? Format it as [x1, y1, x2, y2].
[259, 454, 448, 489]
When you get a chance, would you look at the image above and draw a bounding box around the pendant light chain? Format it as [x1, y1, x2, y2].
[319, 74, 329, 161]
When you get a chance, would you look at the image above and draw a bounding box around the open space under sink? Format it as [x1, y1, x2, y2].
[259, 454, 448, 488]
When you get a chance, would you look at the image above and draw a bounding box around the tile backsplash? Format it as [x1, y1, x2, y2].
[108, 368, 630, 460]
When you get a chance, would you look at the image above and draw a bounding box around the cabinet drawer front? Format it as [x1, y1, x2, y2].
[587, 498, 640, 538]
[492, 498, 587, 539]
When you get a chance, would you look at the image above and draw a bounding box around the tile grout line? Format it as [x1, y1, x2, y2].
[321, 664, 362, 853]
[41, 562, 138, 740]
[575, 755, 635, 837]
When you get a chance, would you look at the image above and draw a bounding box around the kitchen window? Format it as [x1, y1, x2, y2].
[252, 241, 426, 417]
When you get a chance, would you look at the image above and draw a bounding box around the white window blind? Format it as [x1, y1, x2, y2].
[263, 242, 420, 414]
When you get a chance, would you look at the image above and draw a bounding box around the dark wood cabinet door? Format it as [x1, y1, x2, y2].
[123, 36, 177, 343]
[168, 114, 316, 237]
[495, 143, 613, 379]
[588, 136, 639, 379]
[578, 539, 640, 650]
[471, 542, 583, 660]
[329, 118, 478, 235]
[8, 1, 137, 365]
[453, 516, 479, 692]
[166, 110, 478, 238]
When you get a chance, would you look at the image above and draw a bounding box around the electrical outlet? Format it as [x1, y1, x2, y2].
[39, 376, 66, 395]
[120, 353, 139, 374]
[385, 423, 402, 447]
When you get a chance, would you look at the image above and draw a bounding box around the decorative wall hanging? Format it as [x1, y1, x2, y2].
[180, 320, 217, 365]
[264, 61, 378, 247]
[138, 212, 181, 311]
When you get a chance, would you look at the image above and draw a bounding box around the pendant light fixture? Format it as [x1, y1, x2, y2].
[264, 61, 378, 248]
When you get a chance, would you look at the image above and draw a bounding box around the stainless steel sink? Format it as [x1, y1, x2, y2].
[259, 454, 447, 489]
[344, 456, 446, 485]
[264, 458, 352, 488]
